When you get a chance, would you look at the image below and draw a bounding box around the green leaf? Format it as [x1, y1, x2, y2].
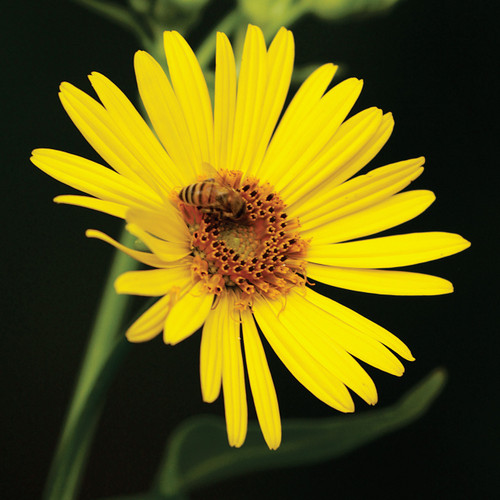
[153, 368, 447, 497]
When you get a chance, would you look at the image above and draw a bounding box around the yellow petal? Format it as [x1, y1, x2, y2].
[296, 288, 405, 376]
[89, 72, 184, 192]
[59, 82, 165, 191]
[308, 232, 471, 268]
[262, 78, 363, 193]
[325, 111, 395, 190]
[31, 149, 163, 212]
[164, 31, 214, 169]
[304, 190, 436, 244]
[253, 296, 354, 412]
[270, 292, 378, 405]
[86, 229, 169, 268]
[304, 287, 414, 361]
[214, 32, 236, 171]
[54, 195, 127, 219]
[125, 294, 172, 342]
[245, 27, 294, 177]
[241, 308, 281, 450]
[115, 265, 191, 296]
[125, 223, 191, 262]
[163, 282, 213, 345]
[229, 25, 268, 176]
[221, 292, 248, 448]
[126, 206, 190, 244]
[284, 107, 385, 206]
[253, 62, 336, 179]
[308, 263, 454, 295]
[134, 50, 198, 182]
[200, 305, 224, 403]
[298, 157, 425, 228]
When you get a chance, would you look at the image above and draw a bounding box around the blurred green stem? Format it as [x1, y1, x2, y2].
[43, 227, 139, 500]
[195, 10, 243, 68]
[73, 0, 152, 43]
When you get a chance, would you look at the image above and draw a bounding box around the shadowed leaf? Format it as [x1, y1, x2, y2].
[153, 368, 446, 497]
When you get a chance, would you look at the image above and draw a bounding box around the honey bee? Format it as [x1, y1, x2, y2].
[179, 179, 246, 220]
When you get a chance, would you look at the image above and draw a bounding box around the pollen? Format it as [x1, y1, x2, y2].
[178, 170, 308, 308]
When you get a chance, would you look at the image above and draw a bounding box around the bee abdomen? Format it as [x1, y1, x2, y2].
[198, 180, 216, 205]
[179, 180, 216, 206]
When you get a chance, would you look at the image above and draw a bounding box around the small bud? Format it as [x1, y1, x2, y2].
[128, 0, 152, 15]
[308, 0, 401, 21]
[238, 0, 295, 27]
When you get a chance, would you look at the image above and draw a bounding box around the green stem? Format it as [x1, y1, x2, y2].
[195, 10, 244, 68]
[43, 227, 139, 500]
[260, 1, 311, 42]
[73, 0, 152, 44]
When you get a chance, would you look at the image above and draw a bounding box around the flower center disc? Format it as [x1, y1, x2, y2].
[178, 170, 308, 309]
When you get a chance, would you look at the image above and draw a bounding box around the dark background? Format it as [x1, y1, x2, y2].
[2, 0, 496, 498]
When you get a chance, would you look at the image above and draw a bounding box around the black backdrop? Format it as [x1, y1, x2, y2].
[2, 0, 496, 498]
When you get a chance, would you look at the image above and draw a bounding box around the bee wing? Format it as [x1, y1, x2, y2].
[201, 162, 218, 181]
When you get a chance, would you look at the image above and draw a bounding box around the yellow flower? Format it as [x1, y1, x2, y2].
[31, 25, 470, 450]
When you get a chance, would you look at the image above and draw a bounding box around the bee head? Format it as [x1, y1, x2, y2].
[230, 192, 246, 220]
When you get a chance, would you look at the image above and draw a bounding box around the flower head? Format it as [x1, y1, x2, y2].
[31, 25, 470, 449]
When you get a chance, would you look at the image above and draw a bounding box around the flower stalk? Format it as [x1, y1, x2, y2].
[43, 228, 138, 500]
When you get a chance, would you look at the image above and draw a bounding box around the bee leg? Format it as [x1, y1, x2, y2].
[198, 207, 216, 215]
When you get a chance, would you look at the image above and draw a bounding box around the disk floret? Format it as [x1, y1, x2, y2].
[178, 171, 308, 308]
